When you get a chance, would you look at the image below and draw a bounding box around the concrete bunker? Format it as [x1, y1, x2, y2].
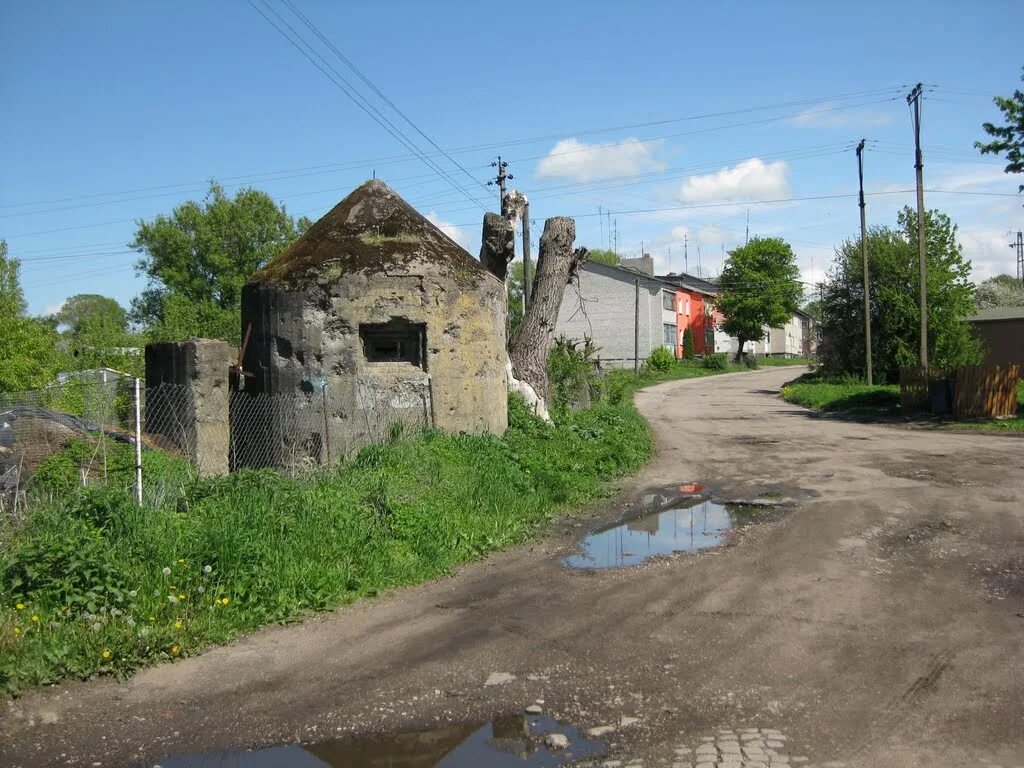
[232, 179, 508, 470]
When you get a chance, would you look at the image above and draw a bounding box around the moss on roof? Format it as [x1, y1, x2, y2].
[249, 179, 488, 288]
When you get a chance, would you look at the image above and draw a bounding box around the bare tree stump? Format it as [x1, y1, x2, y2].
[509, 217, 583, 407]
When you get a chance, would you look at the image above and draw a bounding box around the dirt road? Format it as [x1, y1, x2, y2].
[3, 367, 1023, 767]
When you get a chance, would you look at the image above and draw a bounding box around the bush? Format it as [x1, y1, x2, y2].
[646, 346, 675, 373]
[681, 328, 696, 360]
[701, 353, 728, 371]
[548, 337, 597, 411]
[743, 354, 759, 369]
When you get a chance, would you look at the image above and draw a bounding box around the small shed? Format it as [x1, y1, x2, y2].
[966, 307, 1024, 370]
[234, 180, 507, 469]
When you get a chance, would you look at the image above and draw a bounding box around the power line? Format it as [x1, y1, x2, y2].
[248, 0, 488, 211]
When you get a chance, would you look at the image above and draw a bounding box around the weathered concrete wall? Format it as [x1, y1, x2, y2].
[144, 339, 233, 476]
[238, 267, 507, 468]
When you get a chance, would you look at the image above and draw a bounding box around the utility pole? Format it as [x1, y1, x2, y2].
[614, 219, 618, 256]
[599, 205, 603, 249]
[634, 277, 641, 374]
[697, 245, 703, 278]
[1012, 231, 1024, 284]
[522, 202, 532, 310]
[745, 210, 750, 245]
[907, 83, 928, 368]
[856, 139, 873, 386]
[489, 156, 512, 214]
[684, 235, 689, 274]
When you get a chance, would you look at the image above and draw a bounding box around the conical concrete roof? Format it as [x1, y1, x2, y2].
[250, 179, 488, 287]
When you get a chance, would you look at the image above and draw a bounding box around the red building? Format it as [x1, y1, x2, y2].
[661, 274, 719, 356]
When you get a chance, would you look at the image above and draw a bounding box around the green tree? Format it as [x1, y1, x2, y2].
[130, 182, 311, 344]
[820, 206, 980, 383]
[974, 274, 1024, 309]
[54, 294, 141, 375]
[0, 241, 61, 392]
[976, 67, 1024, 193]
[506, 260, 526, 338]
[586, 248, 621, 265]
[717, 237, 802, 360]
[681, 327, 696, 360]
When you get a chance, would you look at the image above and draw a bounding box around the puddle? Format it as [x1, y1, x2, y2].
[565, 496, 760, 569]
[139, 714, 607, 767]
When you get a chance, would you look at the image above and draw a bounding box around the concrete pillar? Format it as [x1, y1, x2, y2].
[144, 339, 233, 477]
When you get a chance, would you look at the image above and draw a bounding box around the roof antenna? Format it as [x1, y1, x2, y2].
[372, 169, 376, 179]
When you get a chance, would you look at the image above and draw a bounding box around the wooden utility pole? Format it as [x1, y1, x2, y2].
[856, 139, 873, 386]
[634, 277, 641, 374]
[522, 202, 532, 310]
[907, 83, 928, 368]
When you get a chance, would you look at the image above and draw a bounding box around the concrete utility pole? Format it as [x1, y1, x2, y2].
[522, 202, 532, 310]
[489, 157, 512, 215]
[856, 139, 873, 386]
[684, 235, 689, 273]
[1012, 231, 1023, 284]
[907, 83, 928, 368]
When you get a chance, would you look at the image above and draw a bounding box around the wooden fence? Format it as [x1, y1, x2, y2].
[900, 364, 1021, 419]
[954, 364, 1020, 419]
[898, 366, 949, 413]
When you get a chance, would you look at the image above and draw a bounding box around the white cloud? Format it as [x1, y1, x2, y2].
[535, 138, 662, 182]
[426, 211, 471, 250]
[958, 227, 1019, 282]
[678, 158, 791, 203]
[791, 103, 892, 128]
[41, 300, 66, 316]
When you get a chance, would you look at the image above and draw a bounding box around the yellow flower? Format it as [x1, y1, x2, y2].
[15, 603, 24, 611]
[13, 627, 21, 635]
[101, 650, 111, 659]
[30, 615, 39, 622]
[221, 597, 230, 606]
[174, 620, 183, 629]
[178, 594, 186, 600]
[171, 645, 180, 655]
[148, 616, 155, 622]
[177, 559, 185, 564]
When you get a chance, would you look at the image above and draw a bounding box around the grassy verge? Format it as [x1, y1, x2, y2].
[599, 356, 747, 402]
[0, 396, 653, 694]
[781, 373, 1024, 430]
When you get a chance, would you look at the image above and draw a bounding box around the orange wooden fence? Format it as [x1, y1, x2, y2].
[954, 364, 1021, 419]
[899, 366, 949, 413]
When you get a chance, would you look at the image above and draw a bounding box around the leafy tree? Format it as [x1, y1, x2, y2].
[717, 237, 802, 360]
[506, 260, 526, 338]
[819, 206, 980, 383]
[130, 182, 311, 344]
[54, 294, 140, 374]
[0, 241, 61, 392]
[974, 274, 1024, 309]
[586, 248, 621, 265]
[681, 327, 696, 360]
[976, 67, 1024, 193]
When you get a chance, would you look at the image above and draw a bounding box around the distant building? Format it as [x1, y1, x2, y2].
[966, 307, 1024, 369]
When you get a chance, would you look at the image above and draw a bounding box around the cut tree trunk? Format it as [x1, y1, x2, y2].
[479, 212, 515, 281]
[509, 217, 584, 410]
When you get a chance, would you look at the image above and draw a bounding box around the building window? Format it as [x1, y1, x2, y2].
[663, 323, 677, 348]
[360, 318, 426, 368]
[663, 291, 675, 311]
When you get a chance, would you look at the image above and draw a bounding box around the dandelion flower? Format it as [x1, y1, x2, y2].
[171, 645, 180, 655]
[148, 616, 155, 622]
[177, 559, 185, 564]
[162, 567, 172, 576]
[178, 593, 186, 600]
[13, 627, 21, 635]
[30, 615, 39, 622]
[174, 620, 183, 629]
[203, 565, 212, 574]
[15, 603, 24, 611]
[101, 650, 111, 660]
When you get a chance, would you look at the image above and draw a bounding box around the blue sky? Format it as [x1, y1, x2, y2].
[2, 0, 1021, 316]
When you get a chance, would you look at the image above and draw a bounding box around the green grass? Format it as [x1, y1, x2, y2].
[599, 357, 748, 403]
[782, 373, 1024, 431]
[780, 372, 901, 416]
[0, 396, 653, 695]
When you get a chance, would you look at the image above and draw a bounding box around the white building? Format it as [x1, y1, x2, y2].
[555, 260, 678, 368]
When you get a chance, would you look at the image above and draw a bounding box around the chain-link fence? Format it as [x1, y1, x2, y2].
[0, 375, 349, 518]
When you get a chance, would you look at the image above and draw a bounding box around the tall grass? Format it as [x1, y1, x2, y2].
[0, 396, 653, 694]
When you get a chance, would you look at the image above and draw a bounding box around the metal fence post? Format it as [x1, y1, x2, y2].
[133, 377, 143, 506]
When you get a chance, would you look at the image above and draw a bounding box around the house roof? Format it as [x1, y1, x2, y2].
[966, 306, 1024, 322]
[656, 272, 721, 296]
[249, 179, 489, 287]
